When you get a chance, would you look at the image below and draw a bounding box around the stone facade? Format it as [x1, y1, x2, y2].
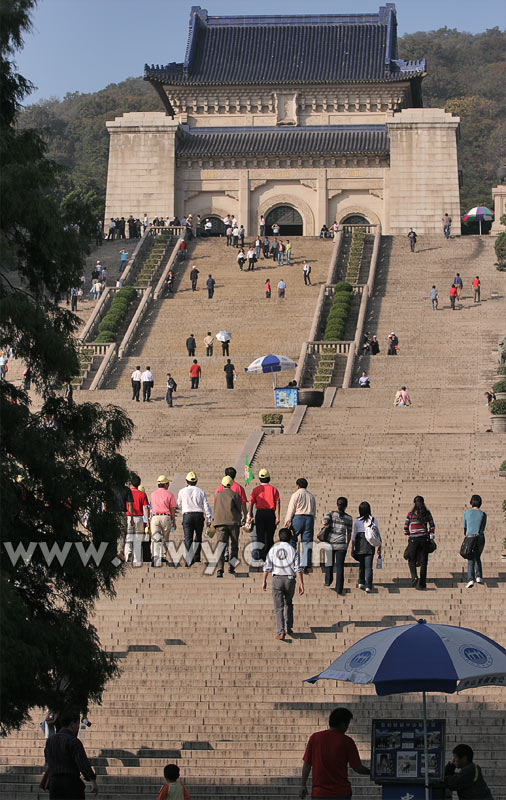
[104, 7, 461, 236]
[491, 185, 506, 234]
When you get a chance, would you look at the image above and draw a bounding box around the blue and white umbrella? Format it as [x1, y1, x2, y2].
[244, 354, 297, 374]
[306, 620, 506, 799]
[244, 354, 297, 388]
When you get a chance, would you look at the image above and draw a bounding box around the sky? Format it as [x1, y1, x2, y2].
[13, 0, 506, 105]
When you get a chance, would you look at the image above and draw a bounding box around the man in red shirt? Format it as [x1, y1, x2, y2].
[189, 359, 201, 389]
[472, 275, 480, 302]
[301, 707, 369, 799]
[449, 284, 457, 310]
[248, 468, 280, 562]
[215, 467, 247, 520]
[125, 474, 149, 566]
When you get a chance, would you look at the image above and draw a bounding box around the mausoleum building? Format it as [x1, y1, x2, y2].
[104, 4, 461, 235]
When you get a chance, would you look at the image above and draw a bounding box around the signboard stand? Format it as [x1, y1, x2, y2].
[371, 718, 445, 800]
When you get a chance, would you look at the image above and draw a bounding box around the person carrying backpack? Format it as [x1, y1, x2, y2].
[351, 501, 382, 593]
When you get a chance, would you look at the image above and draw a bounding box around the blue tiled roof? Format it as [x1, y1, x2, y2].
[177, 126, 389, 157]
[145, 5, 426, 86]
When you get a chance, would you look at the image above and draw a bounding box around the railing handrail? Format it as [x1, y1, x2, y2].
[153, 236, 185, 301]
[295, 233, 344, 387]
[149, 225, 186, 237]
[341, 224, 382, 389]
[118, 286, 153, 359]
[88, 344, 116, 391]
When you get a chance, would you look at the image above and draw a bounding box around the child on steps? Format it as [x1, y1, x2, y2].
[155, 764, 190, 799]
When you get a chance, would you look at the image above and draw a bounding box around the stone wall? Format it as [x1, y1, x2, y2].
[104, 108, 461, 236]
[387, 108, 461, 235]
[104, 112, 180, 222]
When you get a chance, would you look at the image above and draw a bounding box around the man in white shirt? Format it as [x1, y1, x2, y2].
[277, 279, 286, 298]
[131, 365, 142, 402]
[177, 472, 212, 566]
[140, 366, 154, 402]
[204, 218, 213, 236]
[262, 528, 304, 640]
[284, 478, 316, 572]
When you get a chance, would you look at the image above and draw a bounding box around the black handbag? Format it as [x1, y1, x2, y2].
[426, 538, 437, 554]
[460, 536, 477, 559]
[317, 522, 331, 543]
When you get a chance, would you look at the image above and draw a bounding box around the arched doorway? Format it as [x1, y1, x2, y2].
[341, 214, 370, 225]
[199, 215, 225, 236]
[266, 206, 303, 236]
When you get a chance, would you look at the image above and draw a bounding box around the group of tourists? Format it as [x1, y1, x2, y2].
[41, 705, 493, 800]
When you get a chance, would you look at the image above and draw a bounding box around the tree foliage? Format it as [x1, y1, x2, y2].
[0, 0, 134, 733]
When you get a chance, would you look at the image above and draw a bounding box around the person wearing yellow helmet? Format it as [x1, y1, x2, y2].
[248, 469, 280, 562]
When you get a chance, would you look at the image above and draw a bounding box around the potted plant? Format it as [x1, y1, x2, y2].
[490, 399, 506, 433]
[261, 412, 284, 434]
[493, 380, 506, 400]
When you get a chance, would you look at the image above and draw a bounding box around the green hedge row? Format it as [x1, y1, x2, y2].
[94, 286, 137, 343]
[323, 282, 353, 341]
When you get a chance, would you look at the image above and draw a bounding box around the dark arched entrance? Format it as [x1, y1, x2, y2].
[341, 214, 369, 225]
[265, 206, 303, 236]
[199, 215, 225, 236]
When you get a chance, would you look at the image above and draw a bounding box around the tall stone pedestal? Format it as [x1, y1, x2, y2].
[491, 185, 506, 234]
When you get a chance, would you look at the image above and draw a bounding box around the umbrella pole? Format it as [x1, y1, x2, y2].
[479, 219, 482, 236]
[423, 691, 430, 800]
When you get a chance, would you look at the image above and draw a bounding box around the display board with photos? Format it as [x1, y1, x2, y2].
[371, 719, 446, 783]
[275, 387, 298, 408]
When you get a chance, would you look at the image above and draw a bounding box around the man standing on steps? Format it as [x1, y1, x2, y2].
[407, 227, 417, 252]
[453, 272, 463, 301]
[125, 474, 149, 566]
[131, 365, 142, 401]
[206, 274, 216, 299]
[204, 331, 214, 356]
[215, 468, 248, 524]
[150, 475, 177, 567]
[300, 708, 370, 799]
[449, 284, 457, 310]
[472, 275, 481, 302]
[189, 265, 199, 291]
[248, 469, 280, 562]
[177, 472, 212, 566]
[189, 359, 201, 389]
[44, 709, 98, 798]
[442, 212, 452, 238]
[224, 359, 236, 389]
[186, 333, 196, 357]
[285, 478, 316, 573]
[303, 260, 312, 285]
[141, 366, 154, 402]
[277, 279, 286, 299]
[165, 373, 177, 407]
[262, 527, 304, 640]
[430, 285, 438, 310]
[213, 476, 243, 577]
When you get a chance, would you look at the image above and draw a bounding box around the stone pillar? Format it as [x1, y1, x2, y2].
[239, 169, 250, 235]
[387, 108, 461, 235]
[491, 185, 506, 234]
[105, 112, 180, 224]
[317, 169, 328, 231]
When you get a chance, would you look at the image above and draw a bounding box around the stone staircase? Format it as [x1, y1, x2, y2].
[1, 234, 505, 799]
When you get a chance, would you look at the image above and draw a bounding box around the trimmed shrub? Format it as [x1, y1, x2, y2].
[262, 413, 283, 425]
[334, 282, 353, 293]
[94, 331, 116, 343]
[490, 399, 506, 415]
[493, 380, 506, 393]
[498, 365, 506, 376]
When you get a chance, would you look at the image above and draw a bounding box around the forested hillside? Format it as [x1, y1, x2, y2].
[19, 27, 505, 217]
